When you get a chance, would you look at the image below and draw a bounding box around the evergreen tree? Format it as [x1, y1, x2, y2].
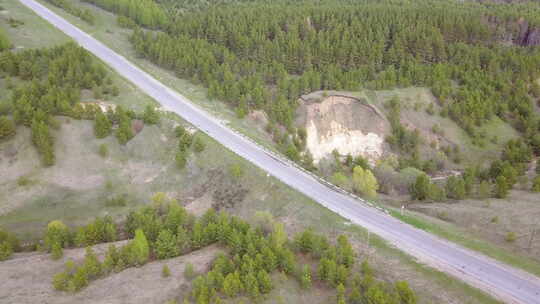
[162, 264, 171, 277]
[94, 111, 112, 138]
[143, 105, 159, 125]
[257, 269, 272, 294]
[445, 176, 466, 200]
[0, 242, 13, 261]
[410, 174, 431, 200]
[132, 229, 150, 266]
[0, 116, 16, 140]
[495, 175, 509, 199]
[155, 229, 180, 259]
[532, 176, 540, 192]
[300, 265, 312, 289]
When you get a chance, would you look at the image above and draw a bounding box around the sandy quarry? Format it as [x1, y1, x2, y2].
[297, 94, 390, 164]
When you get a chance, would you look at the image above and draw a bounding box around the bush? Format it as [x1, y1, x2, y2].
[410, 174, 431, 200]
[45, 220, 70, 252]
[105, 194, 128, 207]
[495, 175, 509, 198]
[0, 115, 16, 140]
[193, 136, 205, 153]
[228, 163, 244, 180]
[184, 262, 196, 280]
[132, 229, 150, 266]
[352, 166, 379, 198]
[143, 105, 159, 124]
[532, 176, 540, 192]
[175, 150, 187, 169]
[478, 180, 492, 199]
[0, 242, 13, 261]
[51, 242, 63, 260]
[155, 229, 179, 259]
[505, 231, 516, 243]
[445, 176, 466, 200]
[174, 125, 186, 138]
[94, 112, 112, 138]
[16, 176, 32, 186]
[331, 171, 350, 189]
[98, 143, 109, 158]
[162, 264, 171, 277]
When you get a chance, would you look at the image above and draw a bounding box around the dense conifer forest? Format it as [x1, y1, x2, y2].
[49, 0, 540, 202]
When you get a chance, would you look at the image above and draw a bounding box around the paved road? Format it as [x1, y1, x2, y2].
[19, 0, 540, 302]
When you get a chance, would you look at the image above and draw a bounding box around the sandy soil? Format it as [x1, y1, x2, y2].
[297, 94, 390, 164]
[0, 242, 221, 304]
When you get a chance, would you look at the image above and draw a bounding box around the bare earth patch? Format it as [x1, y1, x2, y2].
[0, 242, 221, 304]
[297, 93, 390, 164]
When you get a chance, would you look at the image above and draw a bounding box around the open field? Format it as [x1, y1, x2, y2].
[384, 189, 540, 277]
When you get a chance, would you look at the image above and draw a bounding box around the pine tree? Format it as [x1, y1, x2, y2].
[162, 264, 171, 277]
[94, 111, 112, 138]
[155, 229, 179, 259]
[257, 269, 272, 294]
[83, 247, 102, 280]
[446, 176, 466, 200]
[0, 116, 16, 140]
[300, 265, 312, 289]
[143, 105, 159, 124]
[0, 242, 13, 261]
[132, 229, 150, 266]
[495, 175, 509, 198]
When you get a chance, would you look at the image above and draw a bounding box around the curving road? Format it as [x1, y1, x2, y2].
[19, 0, 540, 302]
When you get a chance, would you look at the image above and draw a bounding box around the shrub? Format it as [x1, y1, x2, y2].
[94, 112, 112, 138]
[193, 136, 205, 153]
[16, 176, 32, 186]
[0, 115, 16, 140]
[331, 171, 349, 189]
[132, 229, 150, 266]
[45, 220, 70, 252]
[174, 125, 186, 138]
[51, 242, 63, 260]
[445, 176, 466, 200]
[98, 143, 108, 158]
[175, 150, 187, 169]
[532, 176, 540, 192]
[495, 175, 509, 198]
[352, 166, 379, 198]
[184, 262, 196, 280]
[143, 105, 159, 124]
[155, 229, 179, 259]
[410, 174, 430, 200]
[505, 231, 516, 243]
[162, 264, 171, 277]
[300, 265, 312, 289]
[0, 242, 13, 261]
[478, 180, 492, 199]
[105, 194, 128, 207]
[228, 163, 244, 180]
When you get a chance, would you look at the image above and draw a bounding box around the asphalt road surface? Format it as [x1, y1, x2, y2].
[19, 0, 540, 302]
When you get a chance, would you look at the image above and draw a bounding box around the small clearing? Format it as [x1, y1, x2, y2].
[0, 242, 221, 304]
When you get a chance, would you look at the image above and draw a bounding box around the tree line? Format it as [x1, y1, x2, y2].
[1, 193, 417, 303]
[0, 43, 112, 165]
[81, 0, 167, 28]
[45, 0, 95, 24]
